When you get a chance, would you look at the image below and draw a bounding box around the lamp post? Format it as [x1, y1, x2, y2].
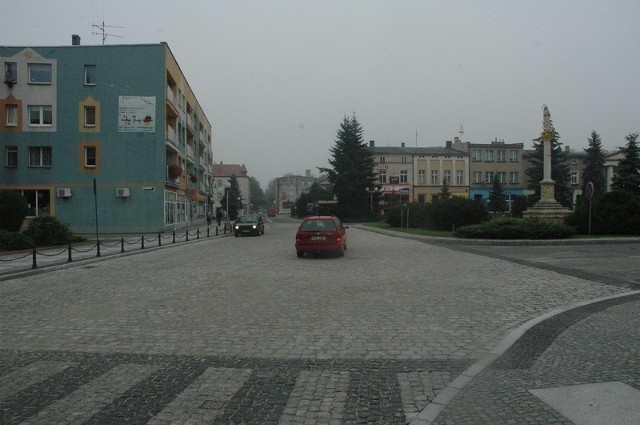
[366, 187, 379, 212]
[224, 181, 231, 232]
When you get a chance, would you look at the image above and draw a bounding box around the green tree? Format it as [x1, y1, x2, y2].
[293, 182, 333, 218]
[487, 175, 508, 216]
[319, 114, 377, 219]
[264, 179, 276, 210]
[248, 177, 265, 212]
[440, 180, 451, 199]
[525, 126, 572, 207]
[582, 130, 607, 201]
[610, 133, 640, 196]
[0, 190, 29, 232]
[220, 174, 242, 220]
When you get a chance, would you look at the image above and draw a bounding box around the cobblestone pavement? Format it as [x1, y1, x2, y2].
[0, 221, 638, 424]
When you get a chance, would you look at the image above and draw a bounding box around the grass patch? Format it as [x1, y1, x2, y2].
[361, 221, 454, 238]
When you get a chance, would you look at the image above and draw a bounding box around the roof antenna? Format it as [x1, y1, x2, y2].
[92, 21, 124, 45]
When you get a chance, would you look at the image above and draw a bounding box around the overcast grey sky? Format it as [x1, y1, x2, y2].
[3, 0, 639, 187]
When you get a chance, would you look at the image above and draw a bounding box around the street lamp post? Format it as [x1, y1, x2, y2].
[366, 187, 380, 212]
[224, 182, 231, 233]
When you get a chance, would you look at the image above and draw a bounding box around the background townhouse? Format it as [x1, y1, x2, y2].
[1, 39, 213, 234]
[368, 141, 470, 208]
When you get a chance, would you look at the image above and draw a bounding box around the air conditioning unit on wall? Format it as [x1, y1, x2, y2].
[56, 188, 72, 198]
[116, 188, 130, 198]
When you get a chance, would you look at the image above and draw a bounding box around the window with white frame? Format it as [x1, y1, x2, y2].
[84, 106, 96, 127]
[6, 104, 18, 126]
[443, 170, 451, 184]
[28, 63, 52, 84]
[84, 65, 96, 85]
[497, 171, 506, 183]
[510, 172, 519, 183]
[473, 171, 482, 184]
[379, 156, 386, 163]
[28, 105, 52, 126]
[6, 146, 18, 167]
[456, 170, 464, 185]
[571, 158, 578, 165]
[497, 150, 506, 161]
[571, 171, 579, 184]
[401, 157, 407, 163]
[431, 170, 439, 185]
[472, 149, 482, 161]
[28, 146, 52, 167]
[418, 169, 426, 184]
[485, 171, 494, 183]
[4, 62, 17, 84]
[485, 150, 494, 161]
[378, 169, 387, 183]
[400, 170, 408, 183]
[510, 150, 518, 161]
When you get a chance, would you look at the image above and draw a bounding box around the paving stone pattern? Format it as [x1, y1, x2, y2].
[0, 222, 634, 423]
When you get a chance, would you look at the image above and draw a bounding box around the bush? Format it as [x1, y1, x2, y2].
[567, 190, 640, 235]
[426, 197, 488, 231]
[386, 203, 429, 228]
[0, 230, 35, 251]
[455, 217, 575, 239]
[0, 190, 29, 232]
[23, 215, 82, 246]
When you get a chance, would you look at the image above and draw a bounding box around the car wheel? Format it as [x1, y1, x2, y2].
[296, 251, 304, 258]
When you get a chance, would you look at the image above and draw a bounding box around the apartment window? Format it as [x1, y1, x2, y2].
[84, 146, 97, 167]
[571, 171, 579, 184]
[84, 65, 96, 85]
[379, 156, 386, 163]
[485, 171, 494, 183]
[6, 146, 18, 167]
[497, 150, 506, 161]
[485, 150, 494, 161]
[472, 149, 482, 161]
[28, 63, 52, 84]
[510, 150, 518, 161]
[28, 146, 52, 167]
[456, 170, 464, 185]
[400, 170, 408, 183]
[510, 172, 519, 183]
[473, 171, 482, 184]
[4, 62, 17, 84]
[431, 170, 439, 184]
[418, 170, 426, 184]
[571, 158, 578, 165]
[6, 104, 18, 126]
[84, 106, 96, 127]
[401, 157, 407, 163]
[29, 105, 52, 126]
[497, 171, 506, 183]
[443, 170, 451, 184]
[378, 169, 387, 183]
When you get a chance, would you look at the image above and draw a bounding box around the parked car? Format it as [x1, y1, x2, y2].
[234, 214, 265, 237]
[295, 215, 348, 258]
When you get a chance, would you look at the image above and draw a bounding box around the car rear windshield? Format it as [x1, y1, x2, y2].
[300, 219, 337, 231]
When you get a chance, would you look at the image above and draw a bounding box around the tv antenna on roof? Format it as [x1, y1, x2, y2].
[92, 21, 124, 45]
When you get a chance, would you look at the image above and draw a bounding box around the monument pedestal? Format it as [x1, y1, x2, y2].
[523, 180, 571, 223]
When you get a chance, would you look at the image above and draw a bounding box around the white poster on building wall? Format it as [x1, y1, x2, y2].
[118, 96, 156, 133]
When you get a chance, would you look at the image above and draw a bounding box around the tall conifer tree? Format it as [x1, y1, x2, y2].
[611, 133, 640, 196]
[319, 114, 377, 219]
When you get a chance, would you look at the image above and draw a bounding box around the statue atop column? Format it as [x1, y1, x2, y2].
[523, 105, 570, 223]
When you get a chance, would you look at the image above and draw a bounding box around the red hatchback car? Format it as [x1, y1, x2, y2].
[295, 216, 349, 258]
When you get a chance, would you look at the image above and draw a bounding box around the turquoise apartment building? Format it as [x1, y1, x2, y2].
[1, 40, 213, 234]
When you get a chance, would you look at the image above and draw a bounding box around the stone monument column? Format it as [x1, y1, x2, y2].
[523, 105, 570, 223]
